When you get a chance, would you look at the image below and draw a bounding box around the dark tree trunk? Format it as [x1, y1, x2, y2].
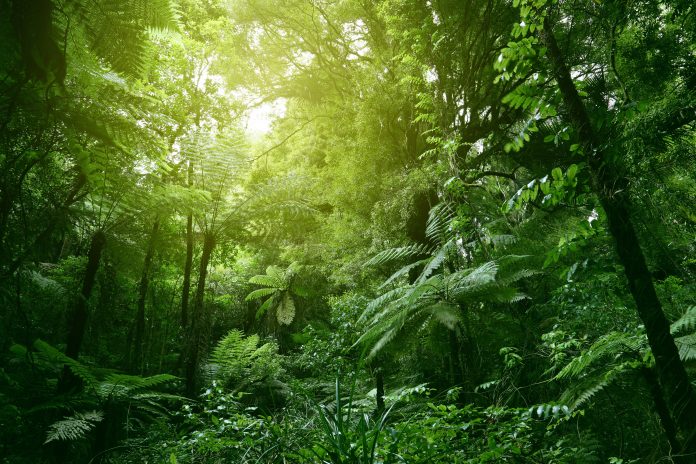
[184, 231, 215, 396]
[131, 219, 159, 374]
[181, 161, 194, 327]
[375, 368, 385, 416]
[449, 329, 465, 389]
[65, 230, 106, 360]
[642, 367, 682, 456]
[58, 230, 106, 395]
[541, 18, 696, 456]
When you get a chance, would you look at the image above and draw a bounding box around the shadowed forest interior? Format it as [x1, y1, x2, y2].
[1, 0, 696, 462]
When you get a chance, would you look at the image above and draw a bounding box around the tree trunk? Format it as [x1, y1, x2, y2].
[184, 231, 215, 396]
[65, 230, 106, 360]
[375, 368, 385, 416]
[131, 219, 159, 374]
[541, 18, 696, 457]
[642, 367, 682, 457]
[181, 161, 194, 327]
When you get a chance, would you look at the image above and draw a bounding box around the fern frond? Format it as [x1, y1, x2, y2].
[556, 331, 645, 380]
[364, 243, 433, 267]
[256, 296, 276, 320]
[415, 239, 455, 284]
[361, 287, 409, 322]
[447, 261, 498, 299]
[245, 287, 278, 301]
[248, 274, 284, 288]
[425, 302, 462, 330]
[676, 333, 696, 361]
[559, 363, 633, 410]
[424, 203, 455, 243]
[671, 306, 696, 335]
[208, 330, 281, 388]
[45, 410, 103, 444]
[32, 340, 98, 388]
[100, 373, 177, 397]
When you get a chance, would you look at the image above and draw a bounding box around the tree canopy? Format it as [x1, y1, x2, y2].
[1, 0, 695, 462]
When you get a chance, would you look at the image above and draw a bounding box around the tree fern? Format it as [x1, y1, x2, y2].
[245, 263, 306, 326]
[359, 199, 533, 359]
[552, 307, 696, 412]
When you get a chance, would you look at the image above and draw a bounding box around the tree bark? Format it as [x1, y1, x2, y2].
[642, 367, 683, 457]
[184, 231, 215, 396]
[375, 368, 385, 416]
[131, 219, 159, 374]
[541, 18, 696, 457]
[181, 161, 194, 327]
[65, 230, 106, 360]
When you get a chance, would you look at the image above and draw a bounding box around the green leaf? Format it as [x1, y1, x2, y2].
[567, 164, 578, 180]
[245, 287, 277, 301]
[551, 167, 563, 181]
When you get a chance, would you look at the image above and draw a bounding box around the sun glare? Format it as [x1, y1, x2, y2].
[244, 99, 287, 137]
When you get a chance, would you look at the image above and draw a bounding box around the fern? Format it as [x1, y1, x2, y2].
[559, 363, 634, 410]
[278, 293, 296, 326]
[364, 243, 433, 267]
[424, 203, 455, 243]
[207, 330, 281, 389]
[44, 410, 103, 444]
[675, 333, 696, 361]
[671, 305, 696, 335]
[359, 201, 534, 358]
[31, 340, 98, 389]
[555, 331, 645, 380]
[245, 263, 306, 326]
[378, 258, 429, 290]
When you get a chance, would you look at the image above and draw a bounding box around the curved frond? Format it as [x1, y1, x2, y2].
[245, 287, 278, 301]
[676, 333, 696, 361]
[45, 410, 103, 444]
[364, 243, 433, 267]
[378, 258, 429, 290]
[671, 306, 696, 335]
[249, 275, 284, 289]
[556, 331, 645, 380]
[425, 203, 455, 243]
[32, 340, 98, 388]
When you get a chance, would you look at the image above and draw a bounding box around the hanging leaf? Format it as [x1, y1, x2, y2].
[277, 292, 296, 326]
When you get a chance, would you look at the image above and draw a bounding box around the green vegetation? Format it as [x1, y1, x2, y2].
[1, 0, 695, 462]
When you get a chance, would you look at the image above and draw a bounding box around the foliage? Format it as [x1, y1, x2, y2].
[1, 0, 694, 462]
[206, 329, 284, 404]
[246, 262, 309, 326]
